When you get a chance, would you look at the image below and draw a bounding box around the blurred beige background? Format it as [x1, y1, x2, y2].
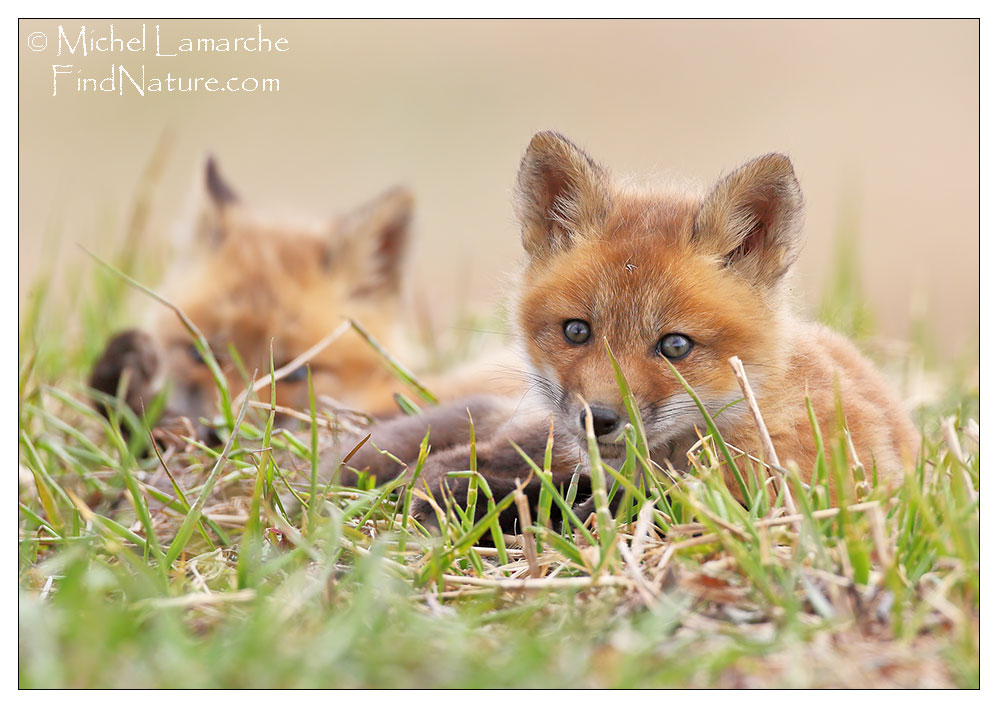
[18, 20, 978, 354]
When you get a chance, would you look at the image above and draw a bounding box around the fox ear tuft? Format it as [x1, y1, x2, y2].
[515, 131, 611, 261]
[332, 186, 413, 298]
[693, 153, 804, 291]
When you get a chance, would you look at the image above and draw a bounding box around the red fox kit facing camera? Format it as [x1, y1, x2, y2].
[90, 158, 415, 440]
[511, 131, 918, 491]
[345, 131, 918, 520]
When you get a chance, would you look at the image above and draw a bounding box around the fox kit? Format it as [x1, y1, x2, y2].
[343, 131, 919, 526]
[90, 157, 416, 441]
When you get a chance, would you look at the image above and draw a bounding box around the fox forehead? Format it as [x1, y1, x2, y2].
[212, 223, 334, 281]
[156, 257, 370, 367]
[518, 205, 775, 353]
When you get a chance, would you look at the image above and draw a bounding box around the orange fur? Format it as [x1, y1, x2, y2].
[513, 132, 918, 494]
[91, 157, 417, 438]
[325, 133, 918, 526]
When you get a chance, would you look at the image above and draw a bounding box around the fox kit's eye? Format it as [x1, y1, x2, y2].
[187, 343, 205, 365]
[563, 319, 592, 344]
[657, 333, 693, 360]
[282, 364, 309, 383]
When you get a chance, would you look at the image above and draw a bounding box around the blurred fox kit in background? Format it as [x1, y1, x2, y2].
[90, 158, 421, 441]
[345, 132, 919, 525]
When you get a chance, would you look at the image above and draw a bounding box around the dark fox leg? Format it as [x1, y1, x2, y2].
[409, 423, 586, 534]
[324, 397, 629, 537]
[325, 395, 520, 486]
[409, 428, 646, 536]
[571, 485, 627, 525]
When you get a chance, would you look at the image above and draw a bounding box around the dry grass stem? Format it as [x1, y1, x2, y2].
[233, 321, 351, 408]
[134, 589, 257, 609]
[728, 355, 798, 518]
[438, 574, 633, 591]
[513, 480, 541, 578]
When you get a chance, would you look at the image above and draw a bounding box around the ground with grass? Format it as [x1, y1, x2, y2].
[18, 185, 979, 689]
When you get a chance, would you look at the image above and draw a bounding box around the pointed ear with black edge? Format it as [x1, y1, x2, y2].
[515, 131, 611, 262]
[194, 155, 240, 247]
[331, 186, 414, 299]
[692, 153, 805, 293]
[205, 155, 239, 207]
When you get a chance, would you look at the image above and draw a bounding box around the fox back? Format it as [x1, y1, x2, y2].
[512, 132, 918, 492]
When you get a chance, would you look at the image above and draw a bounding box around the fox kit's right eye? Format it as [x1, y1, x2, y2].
[657, 333, 693, 360]
[563, 319, 591, 344]
[187, 343, 205, 365]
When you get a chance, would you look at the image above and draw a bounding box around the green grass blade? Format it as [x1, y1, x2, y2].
[661, 357, 752, 504]
[164, 390, 252, 569]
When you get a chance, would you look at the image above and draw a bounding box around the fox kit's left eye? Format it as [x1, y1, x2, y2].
[282, 364, 309, 383]
[563, 319, 592, 344]
[187, 343, 205, 365]
[657, 333, 693, 360]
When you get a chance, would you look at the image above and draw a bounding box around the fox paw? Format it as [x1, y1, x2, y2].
[89, 329, 160, 416]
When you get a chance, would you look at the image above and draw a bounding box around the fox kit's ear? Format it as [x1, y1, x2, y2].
[332, 186, 413, 298]
[194, 156, 239, 247]
[205, 156, 239, 208]
[515, 131, 611, 261]
[693, 153, 804, 291]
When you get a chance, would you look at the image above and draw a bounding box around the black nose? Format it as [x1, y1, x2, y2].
[581, 406, 621, 437]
